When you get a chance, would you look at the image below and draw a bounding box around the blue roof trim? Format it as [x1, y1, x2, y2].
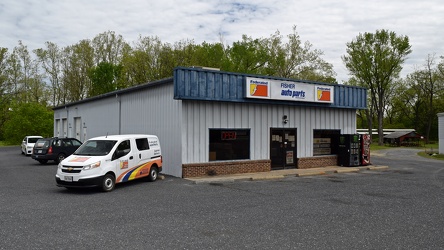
[174, 67, 367, 109]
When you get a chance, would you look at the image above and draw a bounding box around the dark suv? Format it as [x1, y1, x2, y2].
[32, 137, 82, 164]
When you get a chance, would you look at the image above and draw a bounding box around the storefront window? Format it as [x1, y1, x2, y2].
[313, 129, 340, 155]
[209, 129, 250, 161]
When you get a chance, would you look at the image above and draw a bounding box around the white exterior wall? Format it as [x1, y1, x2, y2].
[181, 100, 356, 164]
[53, 83, 183, 177]
[119, 84, 182, 177]
[54, 98, 120, 140]
[439, 113, 444, 154]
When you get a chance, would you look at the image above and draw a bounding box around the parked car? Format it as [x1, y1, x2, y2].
[32, 137, 83, 164]
[21, 136, 43, 156]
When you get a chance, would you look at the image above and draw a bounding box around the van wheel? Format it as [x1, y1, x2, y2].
[102, 174, 115, 192]
[148, 167, 158, 182]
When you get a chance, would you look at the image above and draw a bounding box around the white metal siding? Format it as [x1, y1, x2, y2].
[53, 83, 183, 177]
[119, 84, 183, 177]
[181, 101, 356, 164]
[78, 98, 120, 139]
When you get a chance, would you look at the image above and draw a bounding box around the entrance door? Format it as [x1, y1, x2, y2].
[270, 128, 297, 169]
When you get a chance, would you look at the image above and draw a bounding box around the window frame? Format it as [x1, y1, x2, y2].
[209, 128, 251, 161]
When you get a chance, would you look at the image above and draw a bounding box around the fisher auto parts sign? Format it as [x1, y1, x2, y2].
[246, 77, 334, 103]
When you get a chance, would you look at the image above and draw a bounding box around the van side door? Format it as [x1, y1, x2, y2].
[135, 137, 152, 165]
[113, 139, 137, 183]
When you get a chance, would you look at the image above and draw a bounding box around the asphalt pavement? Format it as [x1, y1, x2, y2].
[3, 146, 444, 250]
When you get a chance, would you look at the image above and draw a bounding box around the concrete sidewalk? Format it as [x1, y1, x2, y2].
[185, 165, 389, 184]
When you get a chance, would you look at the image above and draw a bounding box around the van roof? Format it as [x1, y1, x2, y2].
[89, 134, 158, 141]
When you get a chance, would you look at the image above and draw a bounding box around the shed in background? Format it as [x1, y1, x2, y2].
[383, 130, 422, 147]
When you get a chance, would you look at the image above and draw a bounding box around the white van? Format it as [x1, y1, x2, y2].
[55, 134, 162, 192]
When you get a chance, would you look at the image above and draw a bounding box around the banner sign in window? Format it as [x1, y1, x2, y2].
[245, 77, 334, 103]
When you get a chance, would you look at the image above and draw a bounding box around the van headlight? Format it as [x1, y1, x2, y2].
[83, 161, 101, 170]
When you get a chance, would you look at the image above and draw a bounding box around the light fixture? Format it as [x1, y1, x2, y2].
[283, 115, 288, 124]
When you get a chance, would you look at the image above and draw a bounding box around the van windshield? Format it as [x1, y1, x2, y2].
[74, 140, 117, 156]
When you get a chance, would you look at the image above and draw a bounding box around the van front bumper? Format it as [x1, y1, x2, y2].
[55, 175, 103, 188]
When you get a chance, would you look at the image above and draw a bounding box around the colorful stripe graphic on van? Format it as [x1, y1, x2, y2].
[116, 163, 150, 182]
[116, 158, 162, 183]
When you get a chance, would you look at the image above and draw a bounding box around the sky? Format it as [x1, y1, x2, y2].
[1, 0, 443, 83]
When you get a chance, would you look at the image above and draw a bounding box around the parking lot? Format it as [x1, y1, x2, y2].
[1, 146, 444, 249]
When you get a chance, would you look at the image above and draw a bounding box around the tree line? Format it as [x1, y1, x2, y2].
[0, 27, 443, 144]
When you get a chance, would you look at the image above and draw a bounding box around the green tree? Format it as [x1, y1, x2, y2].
[0, 47, 12, 139]
[34, 42, 63, 106]
[88, 62, 123, 97]
[11, 41, 40, 103]
[224, 34, 269, 74]
[342, 30, 412, 145]
[3, 102, 53, 144]
[120, 35, 165, 85]
[264, 27, 336, 83]
[192, 42, 227, 69]
[92, 31, 129, 65]
[61, 40, 94, 103]
[383, 78, 414, 129]
[404, 54, 444, 142]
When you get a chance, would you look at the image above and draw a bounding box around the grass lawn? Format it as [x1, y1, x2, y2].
[0, 141, 13, 147]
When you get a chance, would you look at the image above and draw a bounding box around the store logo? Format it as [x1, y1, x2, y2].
[249, 79, 269, 97]
[120, 160, 128, 169]
[317, 86, 331, 102]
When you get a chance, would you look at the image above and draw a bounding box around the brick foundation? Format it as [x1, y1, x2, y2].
[182, 156, 338, 177]
[297, 155, 338, 169]
[182, 159, 271, 178]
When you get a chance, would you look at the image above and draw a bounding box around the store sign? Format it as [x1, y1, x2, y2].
[245, 77, 334, 103]
[248, 78, 270, 99]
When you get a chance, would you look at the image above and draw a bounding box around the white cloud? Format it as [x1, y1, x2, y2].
[1, 0, 443, 82]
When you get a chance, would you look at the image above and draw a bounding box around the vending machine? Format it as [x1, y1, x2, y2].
[338, 134, 360, 167]
[360, 134, 371, 166]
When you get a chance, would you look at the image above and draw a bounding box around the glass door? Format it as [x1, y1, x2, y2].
[270, 128, 297, 169]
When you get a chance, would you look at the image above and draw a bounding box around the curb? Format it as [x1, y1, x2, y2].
[295, 171, 326, 177]
[367, 165, 389, 170]
[250, 175, 285, 181]
[356, 165, 389, 171]
[334, 168, 360, 173]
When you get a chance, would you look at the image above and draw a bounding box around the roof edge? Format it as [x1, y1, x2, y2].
[53, 77, 173, 110]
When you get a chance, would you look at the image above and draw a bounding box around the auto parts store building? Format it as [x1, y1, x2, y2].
[53, 67, 367, 178]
